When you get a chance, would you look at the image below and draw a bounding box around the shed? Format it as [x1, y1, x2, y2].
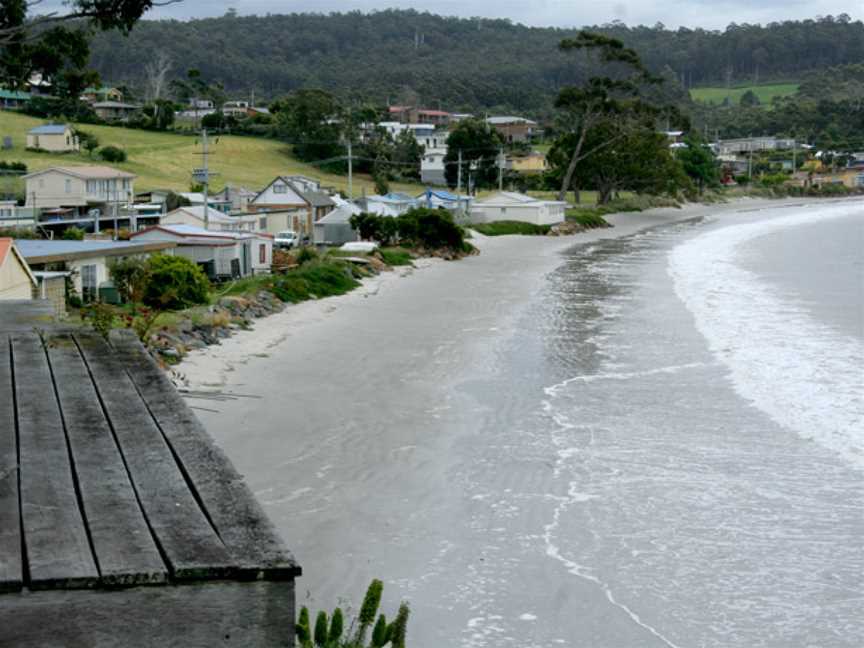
[313, 201, 360, 246]
[0, 322, 301, 646]
[470, 192, 567, 226]
[26, 124, 79, 152]
[132, 224, 272, 279]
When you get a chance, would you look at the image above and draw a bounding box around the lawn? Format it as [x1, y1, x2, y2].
[0, 110, 424, 196]
[690, 83, 799, 106]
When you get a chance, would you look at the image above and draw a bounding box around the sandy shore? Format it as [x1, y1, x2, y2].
[177, 197, 821, 646]
[178, 198, 789, 392]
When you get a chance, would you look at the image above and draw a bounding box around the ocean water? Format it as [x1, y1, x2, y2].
[449, 201, 863, 647]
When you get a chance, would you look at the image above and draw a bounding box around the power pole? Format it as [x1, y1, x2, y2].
[202, 128, 210, 230]
[347, 140, 354, 200]
[498, 146, 504, 191]
[457, 149, 463, 193]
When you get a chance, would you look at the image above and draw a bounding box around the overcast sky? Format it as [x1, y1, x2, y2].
[50, 1, 862, 29]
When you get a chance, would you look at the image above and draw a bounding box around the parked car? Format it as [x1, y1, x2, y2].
[274, 230, 298, 249]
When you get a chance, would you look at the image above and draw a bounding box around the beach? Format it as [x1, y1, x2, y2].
[180, 197, 863, 647]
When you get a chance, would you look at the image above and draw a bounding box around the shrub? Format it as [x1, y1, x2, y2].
[108, 256, 149, 303]
[0, 160, 27, 173]
[81, 302, 116, 340]
[377, 248, 413, 266]
[296, 246, 318, 265]
[351, 208, 468, 253]
[141, 254, 209, 310]
[99, 145, 127, 163]
[268, 261, 359, 304]
[62, 226, 85, 240]
[471, 221, 551, 236]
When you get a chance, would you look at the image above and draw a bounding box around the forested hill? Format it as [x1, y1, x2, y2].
[88, 10, 864, 112]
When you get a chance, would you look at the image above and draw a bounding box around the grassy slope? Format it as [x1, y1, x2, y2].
[0, 110, 422, 195]
[690, 83, 799, 106]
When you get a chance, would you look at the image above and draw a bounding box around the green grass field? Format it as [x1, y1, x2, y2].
[690, 83, 799, 106]
[0, 110, 422, 196]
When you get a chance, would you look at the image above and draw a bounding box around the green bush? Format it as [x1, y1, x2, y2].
[62, 226, 85, 240]
[377, 248, 414, 266]
[108, 256, 149, 303]
[566, 209, 610, 228]
[141, 254, 210, 309]
[471, 221, 551, 236]
[269, 261, 360, 304]
[99, 145, 127, 163]
[350, 208, 468, 253]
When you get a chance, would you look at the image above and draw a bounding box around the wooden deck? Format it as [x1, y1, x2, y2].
[0, 319, 300, 647]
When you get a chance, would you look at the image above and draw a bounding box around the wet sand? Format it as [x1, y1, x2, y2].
[179, 198, 819, 647]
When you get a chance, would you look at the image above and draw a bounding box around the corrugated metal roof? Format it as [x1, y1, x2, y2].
[28, 124, 69, 135]
[14, 238, 173, 261]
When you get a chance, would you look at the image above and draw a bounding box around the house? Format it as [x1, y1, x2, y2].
[15, 238, 176, 302]
[24, 165, 136, 230]
[421, 144, 448, 185]
[81, 86, 124, 104]
[26, 124, 79, 152]
[248, 177, 335, 236]
[713, 137, 798, 155]
[0, 201, 36, 228]
[176, 192, 233, 213]
[417, 189, 472, 215]
[388, 106, 451, 126]
[222, 101, 271, 119]
[486, 116, 540, 143]
[507, 151, 548, 174]
[313, 198, 361, 246]
[789, 168, 864, 189]
[160, 205, 257, 232]
[0, 238, 37, 300]
[0, 89, 32, 110]
[211, 185, 258, 212]
[470, 192, 566, 226]
[357, 193, 418, 216]
[92, 101, 141, 122]
[132, 224, 272, 279]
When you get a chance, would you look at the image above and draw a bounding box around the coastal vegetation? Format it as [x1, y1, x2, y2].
[296, 580, 410, 648]
[471, 221, 552, 236]
[349, 208, 472, 256]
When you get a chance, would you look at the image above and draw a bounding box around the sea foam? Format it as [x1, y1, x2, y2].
[668, 203, 864, 469]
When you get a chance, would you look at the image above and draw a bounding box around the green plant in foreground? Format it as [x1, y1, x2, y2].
[296, 580, 410, 648]
[81, 302, 116, 340]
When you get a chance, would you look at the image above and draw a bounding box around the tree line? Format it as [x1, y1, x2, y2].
[83, 11, 864, 114]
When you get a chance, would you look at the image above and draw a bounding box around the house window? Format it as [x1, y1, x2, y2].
[501, 207, 507, 215]
[273, 183, 287, 194]
[65, 179, 72, 193]
[259, 217, 267, 230]
[259, 244, 266, 264]
[86, 180, 96, 194]
[38, 179, 44, 188]
[80, 264, 97, 303]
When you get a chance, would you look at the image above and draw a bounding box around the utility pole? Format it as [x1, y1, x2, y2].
[457, 149, 463, 193]
[202, 128, 210, 230]
[347, 140, 353, 200]
[748, 145, 753, 181]
[498, 146, 504, 191]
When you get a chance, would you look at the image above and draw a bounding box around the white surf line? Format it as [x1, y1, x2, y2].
[544, 362, 708, 397]
[541, 482, 686, 648]
[539, 389, 686, 648]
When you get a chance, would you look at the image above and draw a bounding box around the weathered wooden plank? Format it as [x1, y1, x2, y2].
[46, 334, 168, 587]
[75, 333, 234, 581]
[0, 580, 296, 648]
[0, 300, 53, 333]
[0, 335, 22, 593]
[111, 331, 301, 580]
[11, 333, 98, 590]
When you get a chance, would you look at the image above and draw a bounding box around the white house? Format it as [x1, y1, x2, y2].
[131, 224, 272, 279]
[161, 205, 257, 232]
[470, 192, 567, 226]
[0, 238, 37, 300]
